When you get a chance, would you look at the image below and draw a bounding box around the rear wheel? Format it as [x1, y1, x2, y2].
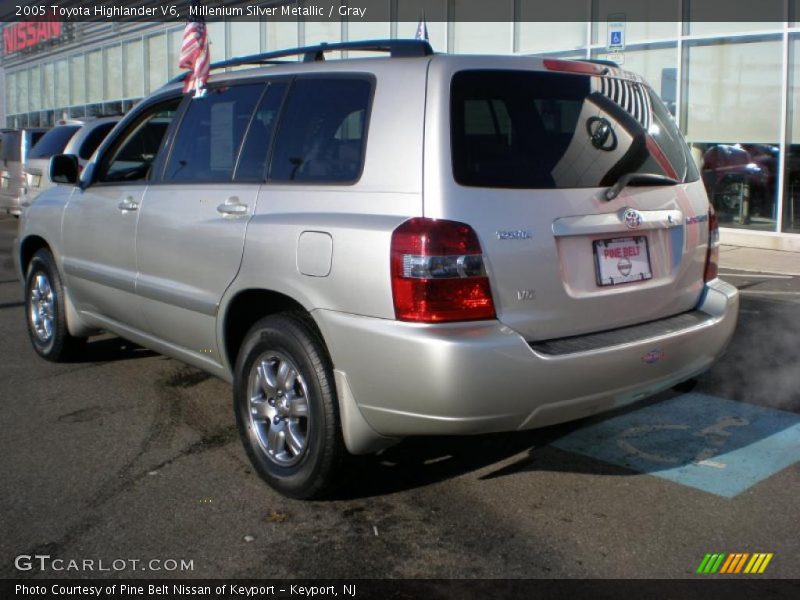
[24, 249, 86, 361]
[233, 313, 344, 499]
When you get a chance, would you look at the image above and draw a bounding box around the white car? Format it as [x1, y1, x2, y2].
[22, 117, 120, 206]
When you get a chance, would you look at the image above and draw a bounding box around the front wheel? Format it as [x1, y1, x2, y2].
[24, 249, 86, 361]
[233, 313, 345, 499]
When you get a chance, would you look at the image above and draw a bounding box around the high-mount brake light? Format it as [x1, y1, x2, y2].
[390, 218, 496, 323]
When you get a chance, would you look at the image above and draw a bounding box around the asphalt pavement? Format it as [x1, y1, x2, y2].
[0, 214, 798, 581]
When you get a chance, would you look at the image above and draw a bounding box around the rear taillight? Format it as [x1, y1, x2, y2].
[390, 218, 496, 323]
[704, 206, 720, 282]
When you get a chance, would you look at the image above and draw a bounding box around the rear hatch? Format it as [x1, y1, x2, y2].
[430, 60, 710, 341]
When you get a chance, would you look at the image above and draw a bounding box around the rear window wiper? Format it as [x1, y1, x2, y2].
[604, 173, 681, 201]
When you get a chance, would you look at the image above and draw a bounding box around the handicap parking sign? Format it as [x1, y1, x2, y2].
[607, 21, 625, 51]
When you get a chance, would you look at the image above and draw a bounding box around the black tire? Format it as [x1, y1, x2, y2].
[24, 249, 86, 361]
[233, 313, 345, 499]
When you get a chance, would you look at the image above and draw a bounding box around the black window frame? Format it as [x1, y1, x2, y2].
[265, 73, 375, 187]
[88, 91, 187, 188]
[232, 78, 291, 184]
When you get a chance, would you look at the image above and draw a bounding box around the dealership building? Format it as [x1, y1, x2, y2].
[2, 1, 800, 250]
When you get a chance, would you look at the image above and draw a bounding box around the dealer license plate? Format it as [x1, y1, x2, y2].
[593, 236, 653, 286]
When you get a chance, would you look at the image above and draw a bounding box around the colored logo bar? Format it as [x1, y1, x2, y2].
[696, 553, 773, 574]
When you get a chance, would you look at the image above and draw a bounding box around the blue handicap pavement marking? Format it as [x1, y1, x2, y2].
[551, 393, 800, 498]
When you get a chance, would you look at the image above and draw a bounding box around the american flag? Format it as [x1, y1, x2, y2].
[415, 13, 429, 42]
[178, 0, 210, 97]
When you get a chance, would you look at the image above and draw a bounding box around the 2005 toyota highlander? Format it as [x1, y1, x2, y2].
[14, 40, 739, 498]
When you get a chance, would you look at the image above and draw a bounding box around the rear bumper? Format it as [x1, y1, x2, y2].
[314, 278, 738, 444]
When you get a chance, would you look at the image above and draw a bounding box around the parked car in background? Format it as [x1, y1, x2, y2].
[701, 143, 775, 224]
[23, 117, 121, 206]
[0, 128, 47, 216]
[14, 40, 739, 499]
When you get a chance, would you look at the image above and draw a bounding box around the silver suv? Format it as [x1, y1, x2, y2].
[14, 40, 739, 499]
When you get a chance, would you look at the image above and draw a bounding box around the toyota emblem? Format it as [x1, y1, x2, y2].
[623, 208, 643, 229]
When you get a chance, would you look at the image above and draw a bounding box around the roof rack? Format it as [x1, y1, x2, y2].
[168, 39, 434, 84]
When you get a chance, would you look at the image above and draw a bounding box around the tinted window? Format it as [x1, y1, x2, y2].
[270, 78, 372, 183]
[451, 70, 699, 189]
[30, 131, 45, 148]
[1, 132, 20, 161]
[99, 99, 180, 183]
[29, 126, 80, 159]
[164, 84, 264, 182]
[234, 82, 288, 181]
[78, 122, 117, 159]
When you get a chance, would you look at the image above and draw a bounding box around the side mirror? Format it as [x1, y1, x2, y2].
[50, 154, 79, 185]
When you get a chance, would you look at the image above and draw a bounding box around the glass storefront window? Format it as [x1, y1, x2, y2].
[305, 17, 343, 58]
[266, 21, 298, 54]
[519, 23, 586, 53]
[592, 44, 678, 111]
[55, 59, 69, 108]
[7, 72, 17, 115]
[105, 45, 122, 101]
[784, 36, 800, 233]
[348, 21, 391, 42]
[70, 55, 85, 106]
[17, 69, 29, 114]
[87, 50, 103, 104]
[208, 21, 226, 61]
[29, 66, 42, 112]
[147, 34, 167, 95]
[453, 0, 512, 54]
[43, 63, 55, 110]
[124, 39, 144, 99]
[685, 39, 782, 232]
[167, 27, 183, 80]
[230, 22, 262, 59]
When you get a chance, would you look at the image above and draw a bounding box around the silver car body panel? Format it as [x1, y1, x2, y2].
[15, 52, 739, 455]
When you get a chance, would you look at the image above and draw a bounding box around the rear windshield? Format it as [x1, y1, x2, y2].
[29, 125, 80, 159]
[1, 131, 20, 161]
[451, 69, 699, 189]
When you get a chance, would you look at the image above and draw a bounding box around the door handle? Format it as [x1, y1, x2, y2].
[216, 196, 248, 217]
[118, 196, 138, 212]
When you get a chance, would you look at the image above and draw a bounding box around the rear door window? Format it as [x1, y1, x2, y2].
[269, 77, 372, 183]
[29, 126, 80, 159]
[164, 83, 265, 183]
[451, 69, 698, 189]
